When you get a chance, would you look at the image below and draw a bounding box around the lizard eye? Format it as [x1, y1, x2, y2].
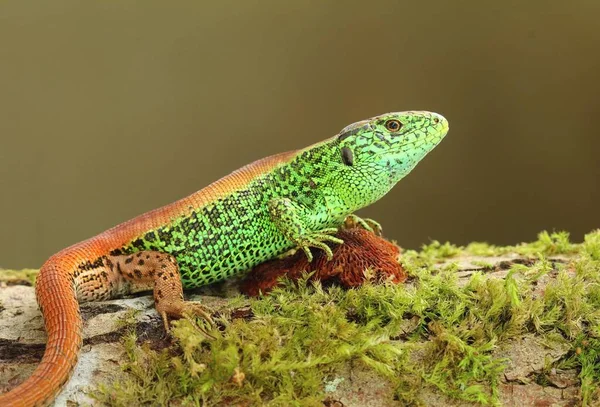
[341, 147, 354, 166]
[385, 119, 402, 132]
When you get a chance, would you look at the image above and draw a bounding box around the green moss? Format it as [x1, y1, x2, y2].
[465, 242, 506, 257]
[463, 230, 579, 258]
[513, 230, 579, 256]
[578, 336, 600, 405]
[0, 268, 39, 286]
[582, 229, 600, 260]
[419, 240, 462, 259]
[81, 231, 600, 405]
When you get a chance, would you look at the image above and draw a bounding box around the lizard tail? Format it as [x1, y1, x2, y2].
[0, 255, 83, 407]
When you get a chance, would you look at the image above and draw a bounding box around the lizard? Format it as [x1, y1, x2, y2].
[0, 111, 449, 406]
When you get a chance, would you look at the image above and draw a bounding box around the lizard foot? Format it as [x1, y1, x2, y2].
[344, 214, 383, 236]
[296, 228, 344, 262]
[160, 300, 216, 339]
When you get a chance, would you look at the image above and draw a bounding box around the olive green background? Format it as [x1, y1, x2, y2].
[1, 1, 599, 268]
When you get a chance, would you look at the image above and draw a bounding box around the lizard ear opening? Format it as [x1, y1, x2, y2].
[341, 147, 354, 166]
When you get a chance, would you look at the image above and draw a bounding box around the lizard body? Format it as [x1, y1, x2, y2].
[0, 111, 448, 406]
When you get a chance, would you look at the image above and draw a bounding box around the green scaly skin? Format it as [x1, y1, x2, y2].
[115, 111, 449, 287]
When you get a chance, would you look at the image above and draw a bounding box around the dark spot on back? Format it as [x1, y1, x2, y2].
[132, 239, 145, 250]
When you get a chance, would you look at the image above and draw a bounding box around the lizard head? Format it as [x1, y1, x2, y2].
[331, 111, 449, 208]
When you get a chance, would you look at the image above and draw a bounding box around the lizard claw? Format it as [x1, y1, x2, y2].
[161, 301, 216, 339]
[296, 228, 343, 261]
[183, 312, 217, 340]
[344, 214, 383, 236]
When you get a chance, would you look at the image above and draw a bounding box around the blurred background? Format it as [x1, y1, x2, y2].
[0, 1, 598, 268]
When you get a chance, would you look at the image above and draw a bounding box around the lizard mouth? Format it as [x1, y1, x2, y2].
[371, 136, 445, 161]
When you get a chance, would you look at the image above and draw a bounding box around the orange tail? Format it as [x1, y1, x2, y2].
[0, 256, 83, 407]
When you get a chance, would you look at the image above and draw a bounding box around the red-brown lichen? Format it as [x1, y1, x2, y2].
[240, 228, 406, 297]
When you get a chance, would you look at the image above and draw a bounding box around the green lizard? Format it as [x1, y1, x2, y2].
[0, 111, 448, 406]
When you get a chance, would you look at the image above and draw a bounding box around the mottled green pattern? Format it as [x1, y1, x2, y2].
[117, 111, 449, 288]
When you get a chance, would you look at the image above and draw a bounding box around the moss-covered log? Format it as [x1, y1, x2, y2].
[1, 230, 599, 406]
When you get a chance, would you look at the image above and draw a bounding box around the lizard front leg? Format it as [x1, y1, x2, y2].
[109, 251, 213, 333]
[268, 197, 343, 262]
